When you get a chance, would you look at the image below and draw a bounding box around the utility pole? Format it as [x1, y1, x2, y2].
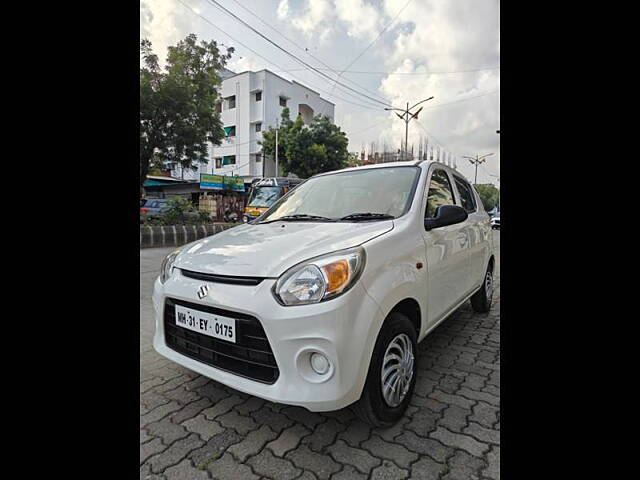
[385, 96, 434, 161]
[275, 127, 279, 177]
[462, 153, 494, 185]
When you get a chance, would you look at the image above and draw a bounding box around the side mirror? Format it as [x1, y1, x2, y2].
[424, 205, 468, 231]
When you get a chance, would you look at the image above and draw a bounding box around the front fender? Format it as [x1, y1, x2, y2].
[360, 229, 428, 340]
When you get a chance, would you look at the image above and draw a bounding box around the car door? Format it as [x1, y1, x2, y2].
[452, 174, 492, 293]
[422, 166, 470, 327]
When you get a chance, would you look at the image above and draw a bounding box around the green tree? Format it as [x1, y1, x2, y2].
[260, 108, 349, 178]
[475, 183, 500, 211]
[140, 35, 233, 190]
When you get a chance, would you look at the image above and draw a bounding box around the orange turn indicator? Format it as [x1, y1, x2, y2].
[323, 260, 350, 292]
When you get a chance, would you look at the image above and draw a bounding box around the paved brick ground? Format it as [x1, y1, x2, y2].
[140, 232, 500, 480]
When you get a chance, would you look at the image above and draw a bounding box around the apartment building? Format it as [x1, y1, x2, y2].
[173, 69, 335, 182]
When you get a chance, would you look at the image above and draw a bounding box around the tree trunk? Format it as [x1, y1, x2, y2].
[140, 150, 152, 195]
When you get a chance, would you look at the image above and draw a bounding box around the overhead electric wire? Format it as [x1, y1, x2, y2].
[175, 0, 383, 113]
[225, 0, 391, 105]
[273, 66, 500, 75]
[204, 0, 394, 108]
[423, 89, 500, 111]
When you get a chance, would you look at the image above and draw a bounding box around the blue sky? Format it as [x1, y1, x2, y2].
[141, 0, 500, 186]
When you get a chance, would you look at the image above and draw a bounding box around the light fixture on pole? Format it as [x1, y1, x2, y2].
[462, 153, 494, 185]
[385, 96, 434, 161]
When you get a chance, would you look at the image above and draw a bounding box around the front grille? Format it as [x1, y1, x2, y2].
[164, 298, 279, 384]
[180, 269, 265, 286]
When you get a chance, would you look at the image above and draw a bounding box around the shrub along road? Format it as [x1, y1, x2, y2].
[140, 232, 500, 479]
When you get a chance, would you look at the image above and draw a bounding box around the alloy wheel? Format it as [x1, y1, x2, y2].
[381, 333, 414, 407]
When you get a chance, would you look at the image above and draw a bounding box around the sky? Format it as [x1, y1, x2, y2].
[140, 0, 500, 186]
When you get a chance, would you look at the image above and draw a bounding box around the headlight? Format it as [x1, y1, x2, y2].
[274, 247, 366, 306]
[160, 249, 181, 284]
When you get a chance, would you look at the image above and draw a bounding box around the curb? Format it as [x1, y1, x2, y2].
[140, 223, 239, 248]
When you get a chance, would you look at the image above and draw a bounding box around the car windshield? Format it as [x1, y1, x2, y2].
[259, 167, 420, 223]
[248, 186, 283, 208]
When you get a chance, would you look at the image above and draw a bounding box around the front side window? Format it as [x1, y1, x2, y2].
[425, 169, 455, 218]
[453, 175, 476, 213]
[259, 167, 420, 223]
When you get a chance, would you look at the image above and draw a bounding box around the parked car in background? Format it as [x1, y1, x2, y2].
[142, 199, 171, 219]
[491, 214, 500, 229]
[152, 161, 495, 426]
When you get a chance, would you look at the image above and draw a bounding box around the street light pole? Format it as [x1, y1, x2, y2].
[385, 96, 434, 161]
[275, 127, 278, 177]
[462, 153, 494, 185]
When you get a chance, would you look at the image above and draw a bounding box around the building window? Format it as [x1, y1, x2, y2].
[222, 155, 236, 166]
[279, 96, 287, 107]
[255, 154, 262, 163]
[224, 125, 236, 137]
[215, 102, 222, 113]
[255, 91, 262, 102]
[215, 158, 222, 169]
[227, 95, 236, 109]
[255, 122, 262, 132]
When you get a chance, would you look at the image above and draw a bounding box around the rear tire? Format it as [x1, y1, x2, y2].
[471, 263, 494, 313]
[353, 312, 418, 427]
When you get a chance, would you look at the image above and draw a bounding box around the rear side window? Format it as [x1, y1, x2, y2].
[453, 176, 477, 213]
[425, 169, 455, 218]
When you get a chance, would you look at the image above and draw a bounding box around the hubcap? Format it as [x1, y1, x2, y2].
[485, 270, 493, 302]
[381, 333, 414, 407]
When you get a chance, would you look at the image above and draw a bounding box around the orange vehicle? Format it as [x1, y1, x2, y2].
[243, 177, 304, 223]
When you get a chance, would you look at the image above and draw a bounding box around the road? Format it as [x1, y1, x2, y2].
[140, 231, 500, 480]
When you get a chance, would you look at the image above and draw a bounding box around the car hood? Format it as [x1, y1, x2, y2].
[174, 220, 394, 277]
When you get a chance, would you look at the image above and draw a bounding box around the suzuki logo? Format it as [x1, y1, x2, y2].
[197, 285, 209, 299]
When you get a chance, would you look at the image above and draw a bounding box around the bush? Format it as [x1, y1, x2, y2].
[143, 196, 213, 226]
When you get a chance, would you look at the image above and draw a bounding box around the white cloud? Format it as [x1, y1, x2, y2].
[334, 0, 382, 40]
[140, 0, 205, 66]
[276, 0, 289, 19]
[278, 0, 334, 42]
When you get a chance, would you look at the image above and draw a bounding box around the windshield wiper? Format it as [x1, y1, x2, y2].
[262, 214, 334, 223]
[338, 213, 395, 221]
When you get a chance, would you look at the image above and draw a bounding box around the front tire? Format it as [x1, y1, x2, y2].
[353, 312, 418, 427]
[471, 263, 494, 313]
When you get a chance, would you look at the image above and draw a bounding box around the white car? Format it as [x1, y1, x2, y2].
[152, 161, 495, 426]
[491, 215, 500, 229]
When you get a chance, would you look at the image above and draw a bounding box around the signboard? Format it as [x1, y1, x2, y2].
[200, 174, 245, 192]
[224, 176, 245, 192]
[200, 174, 224, 190]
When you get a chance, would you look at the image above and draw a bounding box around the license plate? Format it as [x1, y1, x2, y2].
[174, 304, 236, 343]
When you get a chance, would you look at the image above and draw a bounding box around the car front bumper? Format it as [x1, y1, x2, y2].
[152, 269, 384, 412]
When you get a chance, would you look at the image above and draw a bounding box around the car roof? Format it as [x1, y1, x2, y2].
[315, 160, 472, 184]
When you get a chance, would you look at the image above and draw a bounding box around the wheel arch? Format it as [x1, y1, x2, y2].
[388, 297, 422, 339]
